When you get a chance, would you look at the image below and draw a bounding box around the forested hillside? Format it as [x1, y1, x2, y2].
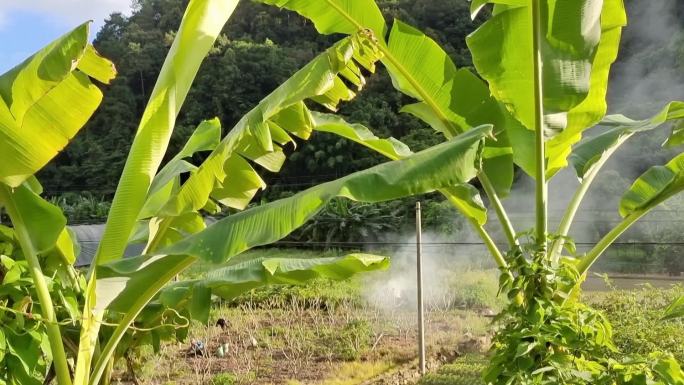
[36, 0, 684, 200]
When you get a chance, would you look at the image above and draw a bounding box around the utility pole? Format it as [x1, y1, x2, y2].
[416, 202, 426, 375]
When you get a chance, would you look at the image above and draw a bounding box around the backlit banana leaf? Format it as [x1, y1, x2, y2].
[78, 3, 240, 383]
[153, 33, 381, 221]
[570, 102, 684, 182]
[468, 0, 627, 179]
[386, 23, 515, 195]
[95, 125, 490, 313]
[258, 0, 386, 39]
[0, 23, 115, 187]
[620, 152, 684, 218]
[257, 0, 515, 197]
[155, 253, 389, 324]
[138, 118, 222, 220]
[95, 0, 240, 265]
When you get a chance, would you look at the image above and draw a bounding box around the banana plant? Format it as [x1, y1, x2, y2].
[259, 0, 684, 382]
[0, 1, 496, 384]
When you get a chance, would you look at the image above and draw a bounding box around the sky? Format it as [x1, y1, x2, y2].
[0, 0, 133, 73]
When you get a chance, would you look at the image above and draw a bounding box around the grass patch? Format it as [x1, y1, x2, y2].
[288, 361, 393, 385]
[586, 285, 684, 362]
[446, 269, 502, 311]
[419, 355, 486, 385]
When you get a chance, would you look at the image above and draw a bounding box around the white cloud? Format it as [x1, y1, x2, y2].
[0, 0, 132, 27]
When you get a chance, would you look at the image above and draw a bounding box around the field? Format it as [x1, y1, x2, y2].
[108, 249, 684, 385]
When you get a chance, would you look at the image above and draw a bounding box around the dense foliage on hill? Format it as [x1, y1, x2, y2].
[35, 0, 684, 202]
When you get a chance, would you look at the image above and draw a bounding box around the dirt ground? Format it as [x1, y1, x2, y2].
[117, 303, 492, 385]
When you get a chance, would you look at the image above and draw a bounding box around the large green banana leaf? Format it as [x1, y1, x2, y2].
[570, 102, 684, 182]
[312, 112, 488, 224]
[154, 253, 389, 324]
[95, 0, 240, 265]
[95, 125, 490, 313]
[620, 152, 684, 218]
[146, 33, 381, 222]
[262, 1, 516, 196]
[468, 0, 627, 179]
[0, 23, 115, 187]
[116, 253, 388, 354]
[386, 22, 515, 196]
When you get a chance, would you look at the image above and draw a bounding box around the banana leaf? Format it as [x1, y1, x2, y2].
[0, 23, 115, 187]
[570, 102, 684, 181]
[154, 253, 389, 324]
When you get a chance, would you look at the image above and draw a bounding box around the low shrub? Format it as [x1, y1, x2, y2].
[446, 269, 502, 311]
[211, 373, 237, 385]
[49, 192, 111, 223]
[333, 320, 373, 361]
[419, 355, 486, 385]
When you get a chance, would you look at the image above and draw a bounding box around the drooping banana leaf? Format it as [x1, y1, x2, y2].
[96, 125, 490, 313]
[0, 23, 115, 187]
[312, 112, 412, 160]
[146, 33, 381, 222]
[254, 0, 514, 235]
[570, 102, 684, 182]
[468, 0, 627, 179]
[153, 253, 389, 324]
[312, 112, 488, 225]
[620, 152, 684, 218]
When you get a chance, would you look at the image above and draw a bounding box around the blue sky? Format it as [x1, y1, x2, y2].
[0, 0, 132, 73]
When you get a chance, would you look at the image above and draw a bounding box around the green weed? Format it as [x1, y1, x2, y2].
[587, 285, 684, 362]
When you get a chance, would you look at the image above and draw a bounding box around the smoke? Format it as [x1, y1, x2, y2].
[362, 231, 496, 312]
[608, 0, 684, 115]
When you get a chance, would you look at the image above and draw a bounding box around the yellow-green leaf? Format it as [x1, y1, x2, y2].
[0, 23, 114, 187]
[620, 153, 684, 218]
